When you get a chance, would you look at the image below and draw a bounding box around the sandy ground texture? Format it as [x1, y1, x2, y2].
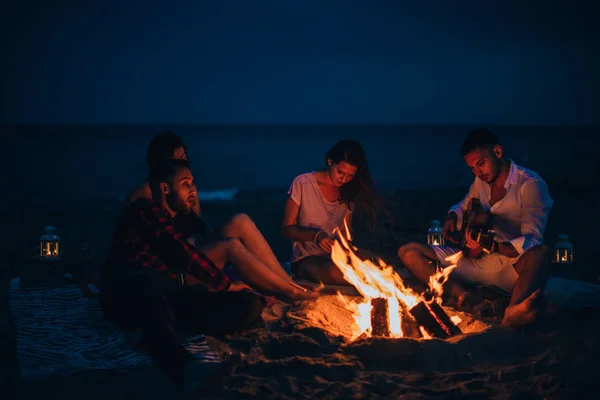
[2, 184, 600, 399]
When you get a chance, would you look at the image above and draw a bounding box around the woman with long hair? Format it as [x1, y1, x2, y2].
[281, 139, 380, 285]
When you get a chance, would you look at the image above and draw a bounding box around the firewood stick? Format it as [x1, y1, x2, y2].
[289, 281, 308, 292]
[371, 298, 390, 337]
[286, 314, 312, 323]
[330, 302, 358, 314]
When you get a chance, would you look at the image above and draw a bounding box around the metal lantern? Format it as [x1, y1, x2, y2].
[39, 226, 60, 261]
[427, 220, 445, 246]
[553, 234, 573, 264]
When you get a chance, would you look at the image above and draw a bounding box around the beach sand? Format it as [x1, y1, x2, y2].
[1, 184, 600, 399]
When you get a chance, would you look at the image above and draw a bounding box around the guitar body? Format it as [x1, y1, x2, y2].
[457, 199, 495, 254]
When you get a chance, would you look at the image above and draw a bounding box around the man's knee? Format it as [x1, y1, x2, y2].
[101, 272, 168, 329]
[525, 244, 551, 263]
[516, 244, 550, 275]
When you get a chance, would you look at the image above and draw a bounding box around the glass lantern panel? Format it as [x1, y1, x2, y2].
[41, 241, 51, 257]
[40, 240, 60, 258]
[427, 233, 444, 246]
[556, 249, 563, 263]
[560, 249, 568, 263]
[554, 248, 573, 264]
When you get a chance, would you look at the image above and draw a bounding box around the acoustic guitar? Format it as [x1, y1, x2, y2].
[450, 198, 496, 254]
[385, 198, 496, 254]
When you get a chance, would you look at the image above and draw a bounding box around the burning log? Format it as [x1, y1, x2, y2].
[409, 300, 462, 339]
[399, 302, 423, 339]
[370, 298, 390, 337]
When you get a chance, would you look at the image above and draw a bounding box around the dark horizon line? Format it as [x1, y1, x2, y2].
[2, 123, 599, 128]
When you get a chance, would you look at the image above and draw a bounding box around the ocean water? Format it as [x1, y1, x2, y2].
[5, 125, 598, 207]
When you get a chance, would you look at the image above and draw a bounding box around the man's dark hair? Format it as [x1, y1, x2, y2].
[148, 159, 190, 196]
[146, 131, 186, 168]
[460, 128, 501, 156]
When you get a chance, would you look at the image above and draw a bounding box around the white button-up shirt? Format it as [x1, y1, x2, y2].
[449, 160, 554, 256]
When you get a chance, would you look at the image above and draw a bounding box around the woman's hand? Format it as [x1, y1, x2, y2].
[315, 231, 335, 253]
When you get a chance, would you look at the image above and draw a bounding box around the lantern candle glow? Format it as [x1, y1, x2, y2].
[427, 220, 444, 246]
[552, 234, 573, 265]
[39, 226, 60, 261]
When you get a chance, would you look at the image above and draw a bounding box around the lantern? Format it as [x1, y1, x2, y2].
[552, 234, 573, 264]
[39, 226, 60, 261]
[427, 220, 444, 246]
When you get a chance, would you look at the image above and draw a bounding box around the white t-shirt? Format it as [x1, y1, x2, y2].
[287, 172, 352, 262]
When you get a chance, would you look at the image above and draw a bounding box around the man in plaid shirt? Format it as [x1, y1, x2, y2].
[101, 158, 316, 391]
[104, 194, 234, 292]
[101, 159, 263, 390]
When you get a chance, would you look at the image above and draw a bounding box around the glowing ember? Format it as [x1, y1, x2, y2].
[331, 220, 462, 341]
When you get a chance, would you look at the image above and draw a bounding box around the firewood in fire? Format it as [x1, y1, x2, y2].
[370, 298, 390, 337]
[399, 302, 422, 339]
[409, 300, 462, 338]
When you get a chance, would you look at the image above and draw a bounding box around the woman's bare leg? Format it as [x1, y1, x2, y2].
[296, 256, 350, 286]
[220, 214, 291, 280]
[199, 238, 316, 301]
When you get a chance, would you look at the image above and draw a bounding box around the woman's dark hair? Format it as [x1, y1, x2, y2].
[146, 131, 186, 168]
[325, 140, 381, 228]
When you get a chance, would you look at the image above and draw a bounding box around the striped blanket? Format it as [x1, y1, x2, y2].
[8, 284, 219, 380]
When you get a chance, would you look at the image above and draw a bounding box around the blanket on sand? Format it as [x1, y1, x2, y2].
[8, 283, 219, 380]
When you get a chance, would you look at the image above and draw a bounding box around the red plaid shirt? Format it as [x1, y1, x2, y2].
[104, 198, 231, 291]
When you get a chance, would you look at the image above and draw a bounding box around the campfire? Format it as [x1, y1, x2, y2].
[331, 222, 464, 341]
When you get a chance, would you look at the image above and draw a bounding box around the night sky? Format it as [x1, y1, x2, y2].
[1, 0, 598, 125]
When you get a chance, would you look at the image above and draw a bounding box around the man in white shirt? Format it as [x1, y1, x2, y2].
[398, 129, 553, 328]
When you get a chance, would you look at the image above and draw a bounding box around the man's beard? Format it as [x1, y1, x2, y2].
[485, 159, 502, 184]
[166, 192, 191, 215]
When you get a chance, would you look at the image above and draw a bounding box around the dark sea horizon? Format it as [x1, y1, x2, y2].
[5, 124, 599, 209]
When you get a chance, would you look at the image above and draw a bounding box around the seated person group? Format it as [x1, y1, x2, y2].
[100, 128, 554, 386]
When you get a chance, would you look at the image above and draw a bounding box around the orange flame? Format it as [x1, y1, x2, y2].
[330, 220, 461, 340]
[428, 252, 462, 304]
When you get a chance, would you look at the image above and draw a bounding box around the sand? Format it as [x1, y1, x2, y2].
[2, 184, 600, 399]
[200, 298, 600, 400]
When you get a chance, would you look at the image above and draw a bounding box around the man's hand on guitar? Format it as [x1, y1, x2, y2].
[464, 227, 484, 258]
[442, 213, 459, 244]
[464, 228, 482, 249]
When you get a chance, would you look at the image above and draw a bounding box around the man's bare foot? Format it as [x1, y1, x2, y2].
[502, 289, 545, 329]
